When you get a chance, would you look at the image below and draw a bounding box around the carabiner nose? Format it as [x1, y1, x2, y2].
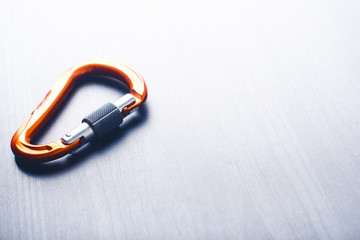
[11, 60, 148, 163]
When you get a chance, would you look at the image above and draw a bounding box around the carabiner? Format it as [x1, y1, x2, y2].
[11, 60, 147, 163]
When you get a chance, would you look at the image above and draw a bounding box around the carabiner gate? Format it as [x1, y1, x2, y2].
[11, 60, 147, 163]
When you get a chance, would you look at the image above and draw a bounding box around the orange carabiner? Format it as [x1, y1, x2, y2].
[11, 60, 147, 163]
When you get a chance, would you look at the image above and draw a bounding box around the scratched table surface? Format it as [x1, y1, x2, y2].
[1, 0, 360, 239]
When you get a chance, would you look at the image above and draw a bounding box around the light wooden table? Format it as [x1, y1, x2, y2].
[1, 0, 360, 239]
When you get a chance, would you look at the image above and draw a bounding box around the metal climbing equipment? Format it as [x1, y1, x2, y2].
[11, 60, 147, 163]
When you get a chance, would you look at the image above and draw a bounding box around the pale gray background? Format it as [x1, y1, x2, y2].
[1, 0, 360, 239]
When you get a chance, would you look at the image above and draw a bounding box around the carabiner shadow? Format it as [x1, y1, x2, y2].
[15, 73, 149, 176]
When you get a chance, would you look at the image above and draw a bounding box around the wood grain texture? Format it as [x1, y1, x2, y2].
[1, 0, 360, 239]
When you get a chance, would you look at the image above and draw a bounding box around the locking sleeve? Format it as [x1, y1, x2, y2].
[82, 103, 123, 138]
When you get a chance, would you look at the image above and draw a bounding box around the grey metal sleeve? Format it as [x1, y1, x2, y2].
[62, 94, 136, 145]
[82, 103, 123, 138]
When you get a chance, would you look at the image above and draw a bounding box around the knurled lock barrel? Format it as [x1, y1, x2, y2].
[82, 103, 123, 138]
